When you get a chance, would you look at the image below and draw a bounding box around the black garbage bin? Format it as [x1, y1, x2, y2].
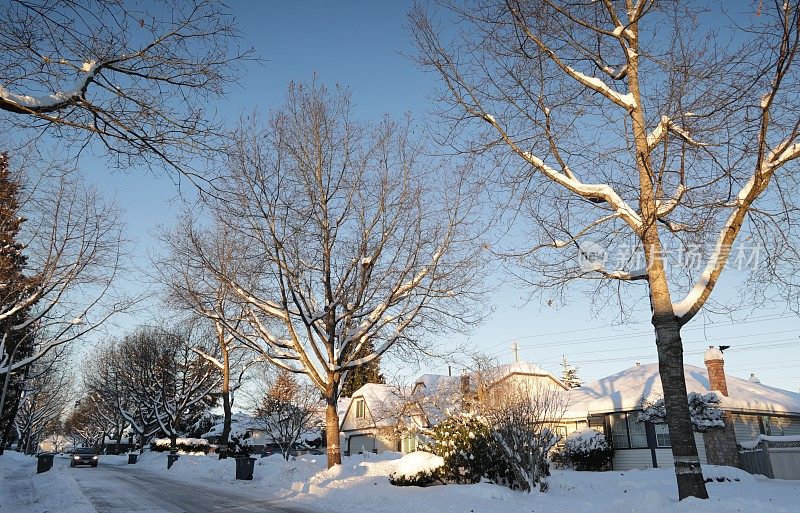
[167, 453, 179, 469]
[36, 453, 54, 474]
[127, 453, 138, 464]
[234, 456, 255, 480]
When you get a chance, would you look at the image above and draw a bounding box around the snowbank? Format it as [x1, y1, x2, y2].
[390, 451, 443, 480]
[0, 452, 96, 512]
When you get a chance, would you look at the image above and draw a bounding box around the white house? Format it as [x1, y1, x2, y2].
[340, 383, 409, 454]
[562, 347, 800, 470]
[340, 362, 568, 455]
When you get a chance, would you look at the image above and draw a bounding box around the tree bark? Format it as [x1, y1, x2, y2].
[325, 396, 342, 468]
[219, 345, 232, 459]
[653, 317, 709, 499]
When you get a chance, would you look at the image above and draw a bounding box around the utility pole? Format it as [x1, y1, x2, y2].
[511, 340, 520, 363]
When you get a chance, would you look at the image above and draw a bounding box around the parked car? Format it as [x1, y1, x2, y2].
[70, 447, 99, 468]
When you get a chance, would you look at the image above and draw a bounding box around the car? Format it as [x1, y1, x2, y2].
[70, 447, 99, 468]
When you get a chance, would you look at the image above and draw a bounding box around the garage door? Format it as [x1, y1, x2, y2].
[348, 435, 376, 454]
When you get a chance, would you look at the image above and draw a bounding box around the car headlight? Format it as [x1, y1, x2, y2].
[73, 456, 80, 459]
[92, 456, 98, 459]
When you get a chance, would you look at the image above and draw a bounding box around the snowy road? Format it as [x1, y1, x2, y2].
[70, 463, 315, 513]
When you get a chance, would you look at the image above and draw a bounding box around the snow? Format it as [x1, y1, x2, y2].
[519, 150, 643, 229]
[564, 66, 636, 109]
[704, 346, 725, 362]
[390, 451, 443, 480]
[564, 362, 800, 419]
[0, 452, 96, 512]
[0, 61, 97, 110]
[0, 452, 800, 513]
[565, 428, 609, 451]
[152, 437, 209, 448]
[2, 450, 800, 512]
[348, 383, 406, 427]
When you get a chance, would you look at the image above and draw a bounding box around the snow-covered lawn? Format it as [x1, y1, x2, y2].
[2, 450, 798, 513]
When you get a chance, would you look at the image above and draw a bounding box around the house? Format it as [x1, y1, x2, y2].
[340, 362, 568, 455]
[201, 411, 324, 455]
[562, 346, 800, 471]
[340, 383, 410, 454]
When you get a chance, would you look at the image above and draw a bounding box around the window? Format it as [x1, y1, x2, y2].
[761, 416, 772, 435]
[627, 416, 648, 448]
[609, 413, 649, 449]
[654, 423, 671, 447]
[610, 413, 630, 449]
[355, 399, 366, 419]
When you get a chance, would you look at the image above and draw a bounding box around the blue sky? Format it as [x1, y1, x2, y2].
[81, 1, 800, 392]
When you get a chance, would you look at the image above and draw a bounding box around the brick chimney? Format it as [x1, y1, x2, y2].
[704, 346, 728, 396]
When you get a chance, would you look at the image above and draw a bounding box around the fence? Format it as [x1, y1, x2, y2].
[738, 438, 800, 480]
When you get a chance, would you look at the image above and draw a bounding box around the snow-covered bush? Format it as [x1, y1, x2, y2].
[558, 428, 613, 471]
[419, 413, 509, 485]
[150, 438, 210, 454]
[638, 392, 725, 432]
[389, 451, 444, 487]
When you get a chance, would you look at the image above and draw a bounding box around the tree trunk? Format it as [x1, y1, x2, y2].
[625, 19, 709, 499]
[325, 397, 341, 468]
[653, 315, 709, 499]
[0, 391, 21, 455]
[219, 346, 231, 460]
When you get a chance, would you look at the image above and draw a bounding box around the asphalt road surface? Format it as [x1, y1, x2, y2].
[70, 463, 315, 513]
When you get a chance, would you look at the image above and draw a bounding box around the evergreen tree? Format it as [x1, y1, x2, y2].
[339, 341, 385, 397]
[0, 152, 35, 452]
[560, 356, 582, 389]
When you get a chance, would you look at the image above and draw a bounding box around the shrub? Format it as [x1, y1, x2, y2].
[389, 451, 444, 487]
[150, 438, 210, 454]
[560, 428, 613, 471]
[419, 413, 510, 485]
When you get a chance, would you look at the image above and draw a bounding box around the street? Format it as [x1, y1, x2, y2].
[66, 458, 315, 513]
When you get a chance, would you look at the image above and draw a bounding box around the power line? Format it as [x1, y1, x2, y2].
[488, 319, 797, 358]
[483, 312, 788, 355]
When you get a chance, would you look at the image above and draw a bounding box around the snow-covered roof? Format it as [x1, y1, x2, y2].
[201, 412, 261, 439]
[413, 362, 565, 396]
[564, 363, 800, 418]
[488, 362, 566, 389]
[348, 383, 407, 427]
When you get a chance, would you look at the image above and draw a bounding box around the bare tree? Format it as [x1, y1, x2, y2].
[82, 345, 130, 452]
[181, 82, 484, 467]
[64, 393, 112, 450]
[0, 153, 126, 452]
[0, 0, 252, 178]
[251, 368, 319, 460]
[13, 348, 72, 454]
[150, 325, 221, 450]
[155, 221, 250, 457]
[484, 380, 567, 492]
[411, 0, 800, 499]
[112, 325, 220, 451]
